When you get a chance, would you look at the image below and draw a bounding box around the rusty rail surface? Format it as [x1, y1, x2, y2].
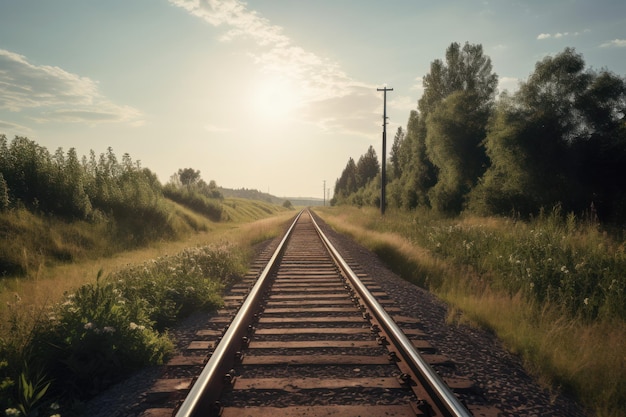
[166, 209, 478, 417]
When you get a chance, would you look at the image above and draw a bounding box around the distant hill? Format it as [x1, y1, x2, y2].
[218, 187, 328, 207]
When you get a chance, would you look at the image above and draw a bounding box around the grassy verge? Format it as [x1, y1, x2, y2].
[0, 200, 295, 416]
[314, 206, 626, 417]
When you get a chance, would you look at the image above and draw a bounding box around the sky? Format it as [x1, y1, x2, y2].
[0, 1, 625, 199]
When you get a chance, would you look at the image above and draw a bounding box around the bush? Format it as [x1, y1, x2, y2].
[163, 184, 223, 221]
[30, 272, 173, 399]
[0, 243, 246, 410]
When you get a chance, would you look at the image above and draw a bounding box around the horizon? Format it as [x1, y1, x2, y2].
[1, 0, 625, 198]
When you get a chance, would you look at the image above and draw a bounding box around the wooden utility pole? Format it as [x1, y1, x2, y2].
[377, 86, 393, 215]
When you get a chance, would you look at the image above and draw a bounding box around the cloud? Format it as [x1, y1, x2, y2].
[600, 39, 626, 48]
[537, 31, 585, 41]
[0, 119, 32, 134]
[169, 0, 379, 136]
[0, 49, 143, 125]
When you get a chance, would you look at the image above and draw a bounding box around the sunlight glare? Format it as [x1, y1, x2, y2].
[252, 75, 302, 121]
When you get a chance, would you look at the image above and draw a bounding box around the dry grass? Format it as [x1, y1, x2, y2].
[314, 206, 626, 417]
[0, 204, 295, 339]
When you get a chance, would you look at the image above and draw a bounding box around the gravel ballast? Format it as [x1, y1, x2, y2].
[83, 213, 590, 417]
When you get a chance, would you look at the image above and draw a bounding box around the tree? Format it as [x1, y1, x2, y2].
[355, 145, 380, 189]
[395, 110, 435, 209]
[418, 42, 498, 117]
[0, 172, 8, 210]
[413, 42, 497, 213]
[426, 90, 491, 213]
[471, 48, 626, 220]
[334, 158, 358, 201]
[390, 127, 404, 179]
[177, 168, 201, 187]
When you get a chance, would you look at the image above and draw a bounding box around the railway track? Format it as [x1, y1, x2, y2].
[140, 210, 499, 417]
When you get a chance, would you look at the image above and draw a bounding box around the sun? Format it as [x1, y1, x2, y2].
[252, 75, 302, 121]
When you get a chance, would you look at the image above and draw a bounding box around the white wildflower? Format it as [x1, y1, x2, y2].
[84, 322, 94, 330]
[103, 326, 116, 334]
[4, 408, 21, 416]
[584, 298, 589, 305]
[561, 265, 569, 274]
[129, 322, 144, 331]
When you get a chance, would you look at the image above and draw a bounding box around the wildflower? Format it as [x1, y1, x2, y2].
[584, 298, 589, 305]
[529, 282, 535, 290]
[50, 402, 60, 410]
[129, 322, 145, 331]
[5, 408, 21, 416]
[103, 326, 116, 334]
[50, 414, 61, 417]
[560, 266, 569, 274]
[84, 322, 94, 330]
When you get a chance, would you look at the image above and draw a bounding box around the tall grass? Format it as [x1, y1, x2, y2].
[0, 200, 293, 416]
[315, 206, 626, 417]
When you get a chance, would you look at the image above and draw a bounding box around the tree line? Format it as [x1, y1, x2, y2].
[333, 43, 626, 223]
[0, 135, 223, 242]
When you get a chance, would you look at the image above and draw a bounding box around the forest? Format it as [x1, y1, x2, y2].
[333, 43, 626, 224]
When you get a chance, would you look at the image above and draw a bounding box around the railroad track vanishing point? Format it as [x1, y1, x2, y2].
[140, 209, 500, 417]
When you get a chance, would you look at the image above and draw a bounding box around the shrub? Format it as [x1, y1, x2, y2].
[0, 242, 246, 409]
[30, 272, 173, 399]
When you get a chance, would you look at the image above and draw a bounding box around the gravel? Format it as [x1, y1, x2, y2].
[82, 213, 591, 417]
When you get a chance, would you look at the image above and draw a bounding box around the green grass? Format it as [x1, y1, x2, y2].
[0, 198, 293, 416]
[314, 205, 626, 417]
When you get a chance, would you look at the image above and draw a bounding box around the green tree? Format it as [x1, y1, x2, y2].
[471, 48, 626, 220]
[426, 90, 491, 213]
[418, 42, 497, 117]
[356, 145, 380, 189]
[178, 168, 201, 187]
[395, 110, 434, 209]
[416, 42, 497, 213]
[389, 127, 404, 180]
[0, 172, 8, 210]
[334, 157, 358, 201]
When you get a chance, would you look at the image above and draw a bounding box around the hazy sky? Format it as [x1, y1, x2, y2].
[1, 1, 624, 198]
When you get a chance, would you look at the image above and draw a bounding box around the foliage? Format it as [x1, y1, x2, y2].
[0, 172, 9, 211]
[164, 169, 223, 221]
[163, 184, 223, 221]
[334, 43, 626, 225]
[0, 136, 175, 246]
[334, 147, 380, 205]
[355, 145, 380, 189]
[316, 206, 626, 417]
[0, 243, 245, 411]
[425, 91, 490, 213]
[176, 167, 201, 187]
[362, 206, 626, 322]
[472, 48, 626, 221]
[333, 157, 358, 202]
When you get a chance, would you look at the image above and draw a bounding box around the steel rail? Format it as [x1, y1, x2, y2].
[175, 210, 304, 417]
[309, 211, 473, 417]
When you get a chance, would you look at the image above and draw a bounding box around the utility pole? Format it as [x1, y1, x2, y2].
[323, 180, 326, 206]
[377, 86, 393, 215]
